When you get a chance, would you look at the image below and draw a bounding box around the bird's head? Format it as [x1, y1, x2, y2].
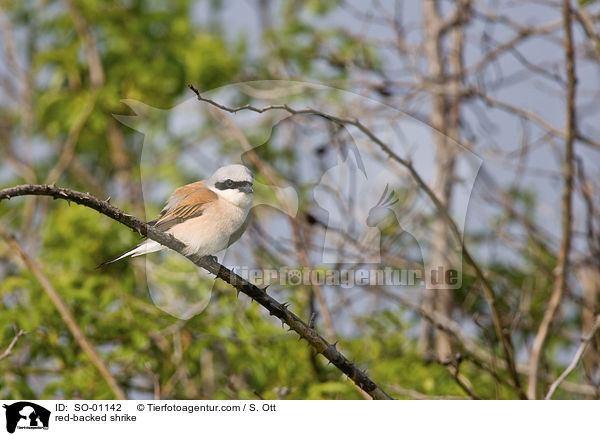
[208, 164, 254, 207]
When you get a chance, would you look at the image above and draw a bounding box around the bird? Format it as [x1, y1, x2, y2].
[99, 164, 254, 266]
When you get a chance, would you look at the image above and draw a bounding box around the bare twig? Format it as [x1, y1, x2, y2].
[0, 329, 26, 361]
[573, 7, 600, 64]
[441, 353, 481, 400]
[545, 315, 600, 399]
[0, 184, 392, 400]
[527, 0, 577, 400]
[448, 368, 481, 400]
[144, 362, 161, 400]
[0, 223, 127, 400]
[63, 0, 104, 87]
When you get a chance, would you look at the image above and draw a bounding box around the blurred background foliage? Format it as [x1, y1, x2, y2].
[1, 0, 599, 400]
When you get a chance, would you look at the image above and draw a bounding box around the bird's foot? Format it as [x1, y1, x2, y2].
[203, 255, 218, 263]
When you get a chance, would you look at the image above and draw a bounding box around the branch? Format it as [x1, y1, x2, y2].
[187, 84, 524, 398]
[64, 0, 104, 87]
[0, 329, 26, 361]
[438, 0, 472, 36]
[442, 354, 481, 400]
[573, 7, 600, 64]
[466, 88, 600, 151]
[527, 0, 577, 400]
[0, 222, 127, 400]
[545, 315, 600, 400]
[0, 184, 392, 400]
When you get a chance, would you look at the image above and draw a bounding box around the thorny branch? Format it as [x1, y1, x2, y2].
[0, 184, 392, 400]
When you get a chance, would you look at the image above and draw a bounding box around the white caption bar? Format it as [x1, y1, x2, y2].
[0, 400, 594, 435]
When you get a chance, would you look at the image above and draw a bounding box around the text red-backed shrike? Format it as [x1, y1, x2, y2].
[101, 164, 254, 265]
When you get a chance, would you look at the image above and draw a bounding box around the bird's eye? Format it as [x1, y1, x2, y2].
[225, 179, 234, 188]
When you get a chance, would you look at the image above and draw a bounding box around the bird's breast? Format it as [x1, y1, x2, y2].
[170, 200, 250, 256]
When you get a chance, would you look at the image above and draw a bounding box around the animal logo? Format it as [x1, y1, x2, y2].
[3, 402, 50, 434]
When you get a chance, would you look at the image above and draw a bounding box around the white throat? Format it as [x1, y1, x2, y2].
[216, 188, 253, 210]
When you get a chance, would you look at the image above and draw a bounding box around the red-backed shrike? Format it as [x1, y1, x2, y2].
[101, 164, 254, 265]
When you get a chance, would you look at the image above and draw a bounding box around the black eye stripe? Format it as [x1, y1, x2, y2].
[215, 180, 253, 190]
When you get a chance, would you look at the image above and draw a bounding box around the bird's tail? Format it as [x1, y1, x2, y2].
[97, 240, 163, 268]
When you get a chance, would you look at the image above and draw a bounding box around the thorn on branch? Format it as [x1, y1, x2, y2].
[187, 83, 201, 98]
